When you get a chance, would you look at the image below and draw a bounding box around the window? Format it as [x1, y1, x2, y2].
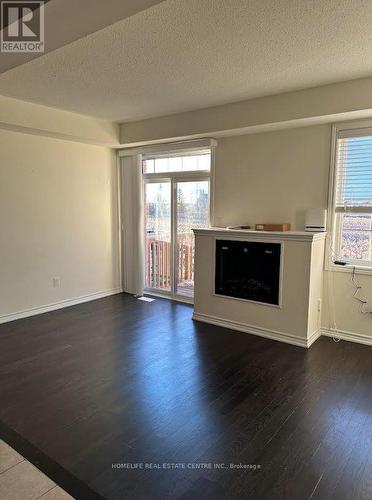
[143, 150, 211, 174]
[143, 148, 211, 300]
[331, 125, 372, 268]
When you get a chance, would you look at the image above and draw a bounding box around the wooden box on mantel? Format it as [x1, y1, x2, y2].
[255, 223, 291, 232]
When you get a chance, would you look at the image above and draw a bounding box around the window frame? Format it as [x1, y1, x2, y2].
[142, 147, 215, 226]
[328, 120, 372, 275]
[142, 147, 214, 302]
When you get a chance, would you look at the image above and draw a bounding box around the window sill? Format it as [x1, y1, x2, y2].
[326, 262, 372, 276]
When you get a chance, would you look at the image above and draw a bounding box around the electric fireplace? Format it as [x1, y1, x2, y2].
[215, 239, 281, 305]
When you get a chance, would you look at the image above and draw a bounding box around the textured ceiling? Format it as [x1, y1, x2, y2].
[0, 0, 166, 74]
[0, 0, 371, 122]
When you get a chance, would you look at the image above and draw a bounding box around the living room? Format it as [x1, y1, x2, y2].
[1, 1, 372, 499]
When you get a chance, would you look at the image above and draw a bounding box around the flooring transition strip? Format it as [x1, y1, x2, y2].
[0, 419, 104, 500]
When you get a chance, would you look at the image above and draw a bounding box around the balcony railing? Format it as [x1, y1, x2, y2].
[145, 233, 195, 295]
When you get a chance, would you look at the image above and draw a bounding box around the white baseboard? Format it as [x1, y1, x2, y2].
[321, 327, 372, 347]
[3, 295, 370, 349]
[192, 312, 313, 348]
[308, 327, 322, 347]
[0, 287, 123, 325]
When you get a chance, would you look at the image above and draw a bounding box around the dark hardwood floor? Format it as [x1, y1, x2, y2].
[1, 293, 372, 500]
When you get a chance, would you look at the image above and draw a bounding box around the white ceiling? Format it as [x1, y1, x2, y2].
[0, 0, 371, 122]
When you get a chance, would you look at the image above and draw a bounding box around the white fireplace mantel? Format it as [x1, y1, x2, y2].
[192, 227, 326, 348]
[193, 227, 327, 242]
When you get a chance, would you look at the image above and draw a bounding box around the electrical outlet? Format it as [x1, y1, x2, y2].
[53, 277, 61, 289]
[317, 298, 322, 313]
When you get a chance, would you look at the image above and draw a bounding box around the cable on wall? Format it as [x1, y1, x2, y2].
[351, 266, 372, 314]
[327, 232, 372, 343]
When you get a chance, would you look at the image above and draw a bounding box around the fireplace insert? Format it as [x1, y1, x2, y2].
[215, 239, 281, 305]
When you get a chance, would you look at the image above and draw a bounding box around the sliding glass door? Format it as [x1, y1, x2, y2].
[143, 150, 211, 301]
[176, 180, 209, 297]
[144, 181, 171, 291]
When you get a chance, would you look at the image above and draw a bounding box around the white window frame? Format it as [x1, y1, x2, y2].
[327, 119, 372, 275]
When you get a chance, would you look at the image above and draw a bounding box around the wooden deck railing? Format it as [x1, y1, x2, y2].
[145, 233, 194, 290]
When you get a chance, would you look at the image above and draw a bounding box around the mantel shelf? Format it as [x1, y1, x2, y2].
[193, 227, 327, 242]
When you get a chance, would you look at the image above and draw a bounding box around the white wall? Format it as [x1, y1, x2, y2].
[213, 126, 331, 230]
[212, 125, 372, 340]
[0, 129, 121, 320]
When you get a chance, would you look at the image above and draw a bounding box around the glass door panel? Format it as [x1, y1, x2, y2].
[144, 182, 171, 291]
[176, 180, 209, 297]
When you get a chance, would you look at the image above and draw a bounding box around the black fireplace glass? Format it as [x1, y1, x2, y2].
[215, 240, 281, 305]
